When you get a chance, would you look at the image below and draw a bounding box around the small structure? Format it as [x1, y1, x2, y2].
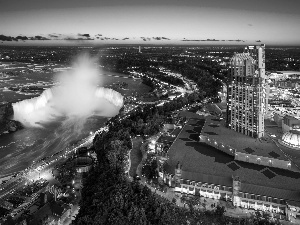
[279, 130, 300, 150]
[29, 200, 68, 225]
[74, 156, 93, 173]
[282, 114, 300, 133]
[232, 176, 241, 207]
[273, 111, 284, 127]
[278, 115, 300, 150]
[174, 161, 182, 184]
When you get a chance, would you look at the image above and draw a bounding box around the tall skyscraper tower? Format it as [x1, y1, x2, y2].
[226, 44, 267, 138]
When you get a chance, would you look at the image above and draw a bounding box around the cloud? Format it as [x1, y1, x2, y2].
[122, 37, 129, 40]
[49, 34, 60, 38]
[248, 24, 253, 26]
[144, 37, 172, 41]
[181, 38, 245, 42]
[78, 33, 90, 38]
[227, 39, 244, 42]
[152, 37, 162, 40]
[63, 34, 94, 41]
[0, 34, 15, 41]
[96, 37, 112, 40]
[140, 37, 152, 41]
[256, 40, 261, 42]
[0, 34, 51, 41]
[30, 35, 50, 40]
[64, 37, 94, 41]
[181, 39, 200, 41]
[16, 36, 28, 40]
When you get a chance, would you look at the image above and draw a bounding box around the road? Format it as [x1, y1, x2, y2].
[0, 131, 96, 219]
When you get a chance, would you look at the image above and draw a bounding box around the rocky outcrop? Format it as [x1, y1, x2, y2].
[0, 102, 13, 120]
[0, 102, 23, 135]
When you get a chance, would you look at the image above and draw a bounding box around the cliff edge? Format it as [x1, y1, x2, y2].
[0, 102, 23, 135]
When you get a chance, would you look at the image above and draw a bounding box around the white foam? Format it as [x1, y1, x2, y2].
[12, 54, 124, 127]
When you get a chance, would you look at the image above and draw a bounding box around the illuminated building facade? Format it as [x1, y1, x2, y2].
[226, 44, 267, 138]
[158, 166, 292, 221]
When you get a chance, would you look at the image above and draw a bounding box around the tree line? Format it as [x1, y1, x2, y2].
[74, 91, 278, 224]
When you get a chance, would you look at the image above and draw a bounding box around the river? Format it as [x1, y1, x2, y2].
[0, 67, 150, 178]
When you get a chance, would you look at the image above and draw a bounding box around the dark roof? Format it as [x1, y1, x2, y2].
[50, 201, 64, 216]
[45, 191, 54, 201]
[284, 115, 298, 120]
[165, 111, 300, 199]
[157, 135, 175, 144]
[216, 102, 227, 110]
[202, 115, 288, 161]
[242, 183, 300, 202]
[182, 170, 232, 187]
[30, 200, 65, 224]
[30, 202, 53, 225]
[286, 200, 300, 208]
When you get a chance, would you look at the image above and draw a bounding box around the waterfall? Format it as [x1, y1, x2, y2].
[12, 87, 123, 127]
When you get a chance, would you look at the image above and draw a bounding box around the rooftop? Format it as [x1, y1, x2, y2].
[165, 112, 300, 202]
[202, 116, 290, 163]
[231, 53, 254, 62]
[157, 135, 175, 145]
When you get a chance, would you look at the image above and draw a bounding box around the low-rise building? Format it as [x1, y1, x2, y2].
[157, 114, 300, 223]
[159, 162, 299, 222]
[199, 116, 292, 170]
[282, 115, 300, 133]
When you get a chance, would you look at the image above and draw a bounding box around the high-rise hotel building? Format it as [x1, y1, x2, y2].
[226, 44, 267, 138]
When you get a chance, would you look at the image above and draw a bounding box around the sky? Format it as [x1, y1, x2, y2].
[1, 0, 300, 46]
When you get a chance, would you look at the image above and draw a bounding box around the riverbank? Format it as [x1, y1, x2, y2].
[0, 102, 23, 136]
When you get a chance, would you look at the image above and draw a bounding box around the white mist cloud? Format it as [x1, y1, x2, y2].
[13, 53, 123, 127]
[53, 54, 102, 117]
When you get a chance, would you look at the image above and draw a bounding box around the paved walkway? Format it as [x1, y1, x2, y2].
[128, 138, 143, 178]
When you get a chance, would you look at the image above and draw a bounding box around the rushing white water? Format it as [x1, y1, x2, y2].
[12, 87, 123, 126]
[12, 54, 124, 127]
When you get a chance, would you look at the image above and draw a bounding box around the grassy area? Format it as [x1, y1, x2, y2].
[129, 137, 143, 177]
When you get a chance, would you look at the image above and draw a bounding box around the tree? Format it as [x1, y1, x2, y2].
[214, 205, 225, 216]
[172, 198, 177, 204]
